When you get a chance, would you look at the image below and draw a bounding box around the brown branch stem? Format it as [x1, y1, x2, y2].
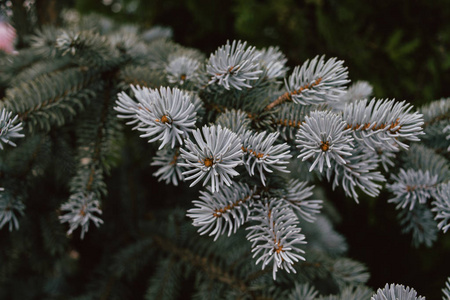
[86, 71, 116, 191]
[264, 77, 322, 111]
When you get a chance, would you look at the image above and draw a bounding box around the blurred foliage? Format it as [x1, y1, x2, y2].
[76, 0, 450, 106]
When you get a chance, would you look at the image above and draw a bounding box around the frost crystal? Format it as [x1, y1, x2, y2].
[207, 40, 262, 90]
[296, 110, 353, 173]
[59, 192, 104, 239]
[180, 125, 243, 193]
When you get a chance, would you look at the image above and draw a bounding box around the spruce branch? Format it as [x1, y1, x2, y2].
[83, 89, 111, 193]
[115, 86, 141, 125]
[418, 98, 450, 153]
[331, 258, 370, 289]
[284, 179, 322, 223]
[242, 131, 291, 186]
[343, 98, 424, 151]
[1, 67, 99, 132]
[151, 147, 185, 186]
[67, 73, 121, 219]
[326, 149, 385, 202]
[145, 257, 182, 300]
[118, 65, 166, 89]
[207, 40, 263, 90]
[180, 125, 243, 193]
[152, 234, 250, 294]
[246, 199, 306, 280]
[215, 109, 251, 136]
[0, 134, 49, 182]
[273, 103, 312, 141]
[387, 168, 438, 210]
[296, 110, 353, 173]
[0, 190, 25, 231]
[0, 48, 45, 85]
[187, 182, 255, 241]
[141, 26, 173, 42]
[287, 283, 319, 300]
[444, 125, 450, 152]
[371, 283, 425, 300]
[404, 144, 449, 181]
[256, 46, 288, 80]
[339, 81, 373, 103]
[144, 39, 202, 71]
[1, 11, 448, 295]
[302, 216, 348, 256]
[317, 285, 374, 300]
[265, 56, 349, 110]
[116, 86, 197, 149]
[59, 192, 103, 239]
[0, 108, 24, 149]
[10, 56, 73, 87]
[55, 29, 119, 67]
[372, 143, 399, 172]
[165, 54, 201, 86]
[398, 203, 438, 248]
[443, 277, 450, 300]
[432, 182, 450, 233]
[135, 86, 197, 149]
[328, 285, 373, 300]
[109, 30, 149, 63]
[28, 25, 61, 57]
[109, 238, 156, 281]
[328, 80, 373, 112]
[420, 97, 450, 126]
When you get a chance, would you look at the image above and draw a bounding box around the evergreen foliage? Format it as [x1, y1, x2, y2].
[0, 6, 449, 299]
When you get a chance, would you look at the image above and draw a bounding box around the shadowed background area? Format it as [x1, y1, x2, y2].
[72, 0, 450, 105]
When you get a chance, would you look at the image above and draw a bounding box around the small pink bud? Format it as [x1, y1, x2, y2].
[0, 21, 16, 54]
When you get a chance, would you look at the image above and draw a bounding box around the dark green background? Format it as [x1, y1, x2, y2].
[76, 0, 450, 106]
